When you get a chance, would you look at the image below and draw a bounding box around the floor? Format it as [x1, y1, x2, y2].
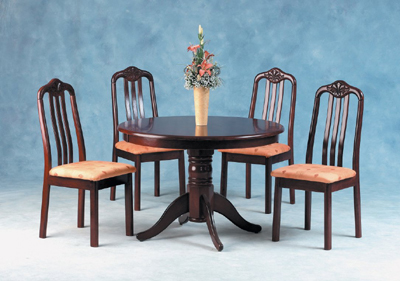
[0, 178, 398, 281]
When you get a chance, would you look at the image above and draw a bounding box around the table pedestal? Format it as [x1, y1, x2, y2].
[136, 149, 262, 251]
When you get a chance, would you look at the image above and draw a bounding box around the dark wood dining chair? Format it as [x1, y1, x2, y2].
[109, 66, 186, 211]
[38, 78, 136, 247]
[219, 67, 296, 214]
[271, 80, 364, 250]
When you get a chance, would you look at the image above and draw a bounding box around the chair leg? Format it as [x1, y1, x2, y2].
[220, 153, 228, 196]
[324, 190, 332, 250]
[178, 152, 186, 195]
[272, 180, 282, 242]
[90, 187, 99, 247]
[110, 151, 118, 201]
[288, 158, 295, 204]
[265, 158, 272, 214]
[289, 189, 296, 204]
[125, 174, 134, 236]
[134, 158, 141, 211]
[77, 189, 85, 228]
[354, 182, 362, 238]
[110, 186, 116, 201]
[154, 161, 160, 197]
[39, 183, 51, 238]
[245, 163, 251, 199]
[305, 191, 312, 230]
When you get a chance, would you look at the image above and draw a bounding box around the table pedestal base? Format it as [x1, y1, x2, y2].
[136, 149, 261, 251]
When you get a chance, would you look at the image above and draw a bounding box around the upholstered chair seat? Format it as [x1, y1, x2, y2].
[49, 161, 136, 181]
[271, 164, 356, 184]
[115, 141, 181, 155]
[219, 143, 290, 158]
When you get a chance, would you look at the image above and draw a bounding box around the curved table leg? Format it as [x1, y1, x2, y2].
[201, 195, 223, 251]
[136, 193, 189, 241]
[214, 193, 262, 233]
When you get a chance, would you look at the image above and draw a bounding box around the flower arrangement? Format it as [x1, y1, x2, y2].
[184, 25, 222, 90]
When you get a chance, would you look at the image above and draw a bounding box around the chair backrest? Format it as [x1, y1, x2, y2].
[37, 79, 86, 174]
[111, 66, 158, 145]
[306, 80, 364, 174]
[248, 67, 297, 149]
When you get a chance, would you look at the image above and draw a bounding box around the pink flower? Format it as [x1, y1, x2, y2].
[187, 44, 200, 52]
[198, 60, 213, 76]
[204, 51, 214, 60]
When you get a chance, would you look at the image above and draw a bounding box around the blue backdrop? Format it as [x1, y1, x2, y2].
[0, 0, 398, 191]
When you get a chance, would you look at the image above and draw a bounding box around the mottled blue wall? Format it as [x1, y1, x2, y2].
[1, 0, 399, 189]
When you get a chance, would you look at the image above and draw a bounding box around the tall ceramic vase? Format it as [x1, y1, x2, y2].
[193, 86, 210, 126]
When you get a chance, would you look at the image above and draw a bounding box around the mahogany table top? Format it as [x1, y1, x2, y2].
[118, 116, 284, 150]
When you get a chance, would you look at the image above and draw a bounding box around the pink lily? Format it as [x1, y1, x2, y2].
[204, 51, 214, 60]
[198, 60, 213, 76]
[187, 44, 200, 52]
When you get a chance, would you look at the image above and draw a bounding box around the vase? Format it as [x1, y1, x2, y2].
[195, 125, 208, 136]
[193, 87, 210, 126]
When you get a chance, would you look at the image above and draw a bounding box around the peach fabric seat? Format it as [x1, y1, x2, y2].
[271, 163, 356, 184]
[219, 143, 290, 158]
[115, 141, 180, 155]
[49, 161, 136, 181]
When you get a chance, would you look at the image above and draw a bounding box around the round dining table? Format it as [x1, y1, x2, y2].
[118, 116, 284, 251]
